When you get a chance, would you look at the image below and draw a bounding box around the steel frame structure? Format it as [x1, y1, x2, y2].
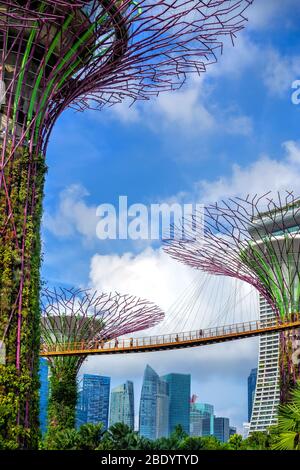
[40, 287, 164, 430]
[0, 0, 253, 447]
[164, 192, 300, 402]
[41, 287, 165, 363]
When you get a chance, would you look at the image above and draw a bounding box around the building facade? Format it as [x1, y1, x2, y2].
[156, 379, 169, 438]
[242, 422, 250, 439]
[214, 417, 230, 443]
[249, 296, 280, 433]
[110, 381, 134, 429]
[76, 374, 110, 430]
[139, 365, 169, 440]
[39, 358, 49, 435]
[190, 403, 202, 437]
[248, 368, 257, 422]
[139, 365, 159, 440]
[161, 373, 190, 435]
[190, 402, 214, 437]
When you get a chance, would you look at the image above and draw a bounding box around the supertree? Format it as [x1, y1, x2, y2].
[40, 287, 164, 431]
[0, 0, 253, 447]
[164, 192, 300, 404]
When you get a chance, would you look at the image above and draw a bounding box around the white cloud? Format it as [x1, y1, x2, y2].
[103, 77, 253, 138]
[89, 247, 194, 312]
[43, 184, 97, 240]
[196, 140, 300, 203]
[210, 34, 259, 79]
[246, 0, 300, 30]
[263, 49, 300, 97]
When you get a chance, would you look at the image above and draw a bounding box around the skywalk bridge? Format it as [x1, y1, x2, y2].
[40, 317, 300, 357]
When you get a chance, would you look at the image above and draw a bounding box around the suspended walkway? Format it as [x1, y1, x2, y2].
[40, 317, 300, 357]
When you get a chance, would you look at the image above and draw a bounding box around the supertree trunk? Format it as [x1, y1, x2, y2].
[280, 329, 300, 402]
[0, 141, 46, 448]
[47, 358, 78, 430]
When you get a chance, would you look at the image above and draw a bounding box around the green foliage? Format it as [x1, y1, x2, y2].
[228, 433, 244, 450]
[178, 435, 225, 450]
[42, 420, 285, 451]
[43, 423, 103, 450]
[98, 422, 148, 450]
[0, 144, 46, 448]
[242, 431, 273, 450]
[272, 381, 300, 450]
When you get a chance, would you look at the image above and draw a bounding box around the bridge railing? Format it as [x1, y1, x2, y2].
[40, 315, 300, 354]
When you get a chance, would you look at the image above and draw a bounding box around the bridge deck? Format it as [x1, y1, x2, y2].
[40, 318, 300, 357]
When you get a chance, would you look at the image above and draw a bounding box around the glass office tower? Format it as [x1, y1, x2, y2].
[139, 365, 169, 439]
[190, 402, 214, 437]
[248, 368, 258, 422]
[76, 374, 110, 430]
[161, 373, 191, 435]
[214, 417, 230, 443]
[110, 381, 134, 429]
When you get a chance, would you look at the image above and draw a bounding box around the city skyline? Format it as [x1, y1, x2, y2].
[73, 364, 245, 435]
[39, 359, 253, 436]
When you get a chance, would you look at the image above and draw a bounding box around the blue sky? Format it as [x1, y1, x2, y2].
[41, 1, 300, 432]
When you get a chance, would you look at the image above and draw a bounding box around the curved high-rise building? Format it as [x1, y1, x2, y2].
[249, 297, 280, 432]
[139, 365, 169, 440]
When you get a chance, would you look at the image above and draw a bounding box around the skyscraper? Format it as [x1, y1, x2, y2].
[190, 402, 202, 437]
[139, 365, 169, 440]
[39, 358, 49, 435]
[197, 403, 214, 437]
[139, 365, 159, 440]
[110, 381, 134, 430]
[76, 374, 110, 430]
[161, 373, 191, 435]
[156, 380, 169, 438]
[190, 399, 214, 437]
[248, 368, 258, 422]
[250, 296, 280, 433]
[214, 417, 230, 443]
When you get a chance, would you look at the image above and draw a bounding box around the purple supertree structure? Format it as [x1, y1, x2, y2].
[0, 0, 253, 447]
[40, 287, 164, 431]
[164, 192, 300, 403]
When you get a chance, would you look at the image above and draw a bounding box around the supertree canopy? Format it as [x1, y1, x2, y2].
[40, 287, 164, 431]
[164, 192, 300, 402]
[0, 0, 253, 448]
